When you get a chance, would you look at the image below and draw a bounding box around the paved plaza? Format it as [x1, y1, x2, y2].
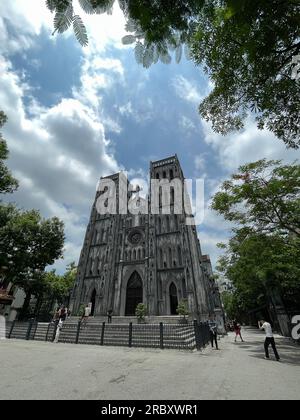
[0, 327, 299, 400]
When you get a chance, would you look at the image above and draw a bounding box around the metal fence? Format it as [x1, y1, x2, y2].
[4, 319, 212, 351]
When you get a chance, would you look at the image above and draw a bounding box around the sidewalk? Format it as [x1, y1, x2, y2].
[0, 327, 299, 400]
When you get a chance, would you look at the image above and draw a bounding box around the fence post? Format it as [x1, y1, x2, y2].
[129, 322, 133, 348]
[46, 322, 51, 341]
[204, 322, 210, 347]
[100, 322, 105, 346]
[8, 320, 15, 339]
[31, 320, 38, 340]
[194, 319, 202, 350]
[75, 320, 81, 344]
[52, 321, 60, 342]
[159, 322, 164, 349]
[26, 319, 34, 340]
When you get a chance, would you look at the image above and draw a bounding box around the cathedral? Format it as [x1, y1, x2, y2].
[70, 155, 216, 320]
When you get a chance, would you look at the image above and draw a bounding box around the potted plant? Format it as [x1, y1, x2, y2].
[135, 303, 147, 323]
[176, 299, 190, 324]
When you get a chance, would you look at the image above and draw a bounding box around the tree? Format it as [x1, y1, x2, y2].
[135, 302, 147, 322]
[34, 263, 77, 319]
[0, 207, 65, 318]
[211, 159, 300, 238]
[191, 0, 300, 148]
[176, 299, 189, 321]
[221, 291, 244, 321]
[217, 230, 300, 320]
[0, 111, 18, 194]
[46, 1, 300, 147]
[213, 158, 300, 323]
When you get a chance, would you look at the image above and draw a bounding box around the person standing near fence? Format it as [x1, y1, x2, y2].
[258, 320, 280, 361]
[59, 305, 67, 322]
[53, 308, 60, 329]
[208, 316, 219, 350]
[53, 319, 63, 343]
[107, 309, 113, 324]
[81, 304, 91, 325]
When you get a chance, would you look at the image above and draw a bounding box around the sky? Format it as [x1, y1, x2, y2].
[0, 1, 297, 273]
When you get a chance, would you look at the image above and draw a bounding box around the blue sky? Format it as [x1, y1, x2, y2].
[0, 1, 297, 273]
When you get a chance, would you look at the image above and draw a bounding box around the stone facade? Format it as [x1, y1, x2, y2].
[70, 155, 215, 320]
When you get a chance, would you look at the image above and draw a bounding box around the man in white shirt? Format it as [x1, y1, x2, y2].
[258, 320, 280, 361]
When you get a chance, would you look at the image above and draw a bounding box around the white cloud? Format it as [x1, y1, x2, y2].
[194, 154, 206, 171]
[0, 2, 132, 272]
[179, 116, 196, 133]
[1, 57, 120, 271]
[0, 0, 53, 55]
[172, 75, 203, 104]
[117, 98, 154, 124]
[119, 101, 134, 116]
[76, 1, 128, 55]
[0, 0, 128, 56]
[201, 118, 297, 171]
[198, 230, 229, 269]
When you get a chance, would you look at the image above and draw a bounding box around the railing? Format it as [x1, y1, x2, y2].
[4, 319, 212, 350]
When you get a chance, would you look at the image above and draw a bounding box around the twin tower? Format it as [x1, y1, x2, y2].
[70, 155, 217, 320]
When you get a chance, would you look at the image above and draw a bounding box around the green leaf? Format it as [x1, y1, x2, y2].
[134, 41, 144, 64]
[175, 44, 182, 63]
[78, 0, 97, 14]
[53, 3, 73, 34]
[72, 14, 88, 47]
[122, 34, 136, 45]
[45, 0, 56, 13]
[159, 51, 172, 64]
[143, 44, 154, 68]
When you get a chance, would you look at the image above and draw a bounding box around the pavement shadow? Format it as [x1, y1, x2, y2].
[238, 329, 300, 366]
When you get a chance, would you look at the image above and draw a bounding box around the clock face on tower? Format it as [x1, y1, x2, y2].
[128, 229, 142, 245]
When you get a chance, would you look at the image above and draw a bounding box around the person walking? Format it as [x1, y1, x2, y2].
[258, 320, 280, 361]
[233, 321, 244, 342]
[53, 307, 60, 329]
[81, 304, 91, 325]
[53, 319, 63, 343]
[208, 316, 219, 350]
[59, 305, 67, 322]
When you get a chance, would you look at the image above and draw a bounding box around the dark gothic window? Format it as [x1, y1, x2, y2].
[171, 188, 174, 205]
[125, 271, 143, 316]
[90, 289, 97, 316]
[169, 282, 178, 315]
[156, 173, 160, 179]
[174, 214, 178, 230]
[182, 278, 187, 298]
[168, 248, 172, 267]
[170, 169, 174, 180]
[163, 171, 166, 178]
[166, 215, 170, 232]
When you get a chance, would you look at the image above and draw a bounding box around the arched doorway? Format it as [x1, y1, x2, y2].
[90, 289, 96, 316]
[169, 282, 178, 315]
[125, 272, 143, 316]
